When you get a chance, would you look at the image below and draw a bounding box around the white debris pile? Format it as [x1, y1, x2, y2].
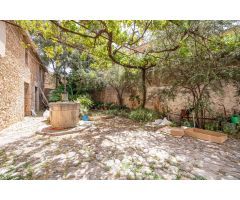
[146, 117, 172, 127]
[79, 120, 94, 127]
[31, 109, 37, 117]
[43, 110, 50, 120]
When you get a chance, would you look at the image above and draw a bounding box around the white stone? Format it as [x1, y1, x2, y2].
[175, 155, 187, 162]
[114, 159, 121, 165]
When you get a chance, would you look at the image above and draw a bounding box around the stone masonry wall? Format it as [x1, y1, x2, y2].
[0, 22, 45, 131]
[93, 83, 240, 119]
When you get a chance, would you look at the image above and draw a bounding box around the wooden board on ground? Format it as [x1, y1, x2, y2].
[170, 128, 185, 138]
[184, 128, 228, 144]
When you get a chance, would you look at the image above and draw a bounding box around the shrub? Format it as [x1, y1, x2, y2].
[182, 120, 192, 127]
[92, 102, 128, 110]
[105, 109, 130, 118]
[49, 86, 64, 102]
[222, 122, 237, 134]
[129, 108, 160, 122]
[76, 95, 94, 109]
[75, 95, 94, 115]
[170, 120, 180, 127]
[205, 122, 219, 131]
[92, 101, 104, 109]
[49, 84, 75, 102]
[109, 104, 128, 110]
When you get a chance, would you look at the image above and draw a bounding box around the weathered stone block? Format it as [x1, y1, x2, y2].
[49, 102, 80, 129]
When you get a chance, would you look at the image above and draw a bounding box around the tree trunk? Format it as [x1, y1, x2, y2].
[56, 76, 59, 87]
[113, 86, 125, 108]
[116, 90, 123, 107]
[141, 68, 147, 109]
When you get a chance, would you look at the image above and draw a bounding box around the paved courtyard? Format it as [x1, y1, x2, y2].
[0, 115, 240, 180]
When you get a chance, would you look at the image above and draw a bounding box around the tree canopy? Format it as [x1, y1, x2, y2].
[7, 20, 239, 111]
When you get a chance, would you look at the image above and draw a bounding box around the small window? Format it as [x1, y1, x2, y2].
[25, 49, 28, 66]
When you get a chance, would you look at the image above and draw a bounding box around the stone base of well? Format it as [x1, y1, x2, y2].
[36, 123, 91, 136]
[49, 102, 80, 129]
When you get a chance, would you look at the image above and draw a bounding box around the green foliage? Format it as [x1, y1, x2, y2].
[49, 84, 74, 102]
[129, 108, 160, 122]
[92, 101, 105, 110]
[0, 173, 23, 180]
[129, 95, 141, 105]
[75, 95, 94, 115]
[170, 120, 180, 127]
[222, 122, 237, 134]
[76, 95, 94, 109]
[104, 66, 139, 88]
[192, 175, 207, 180]
[49, 85, 64, 102]
[92, 102, 128, 110]
[67, 57, 105, 95]
[109, 104, 128, 110]
[103, 65, 139, 106]
[18, 20, 240, 114]
[105, 109, 130, 118]
[205, 122, 219, 131]
[182, 120, 192, 127]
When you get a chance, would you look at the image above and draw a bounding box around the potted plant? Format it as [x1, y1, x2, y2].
[81, 106, 89, 121]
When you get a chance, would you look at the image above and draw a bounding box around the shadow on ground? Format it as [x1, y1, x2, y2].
[0, 117, 240, 180]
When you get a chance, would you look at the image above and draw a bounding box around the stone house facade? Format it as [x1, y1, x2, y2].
[0, 21, 47, 131]
[44, 72, 56, 100]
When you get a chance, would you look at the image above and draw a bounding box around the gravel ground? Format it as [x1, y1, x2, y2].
[0, 115, 239, 180]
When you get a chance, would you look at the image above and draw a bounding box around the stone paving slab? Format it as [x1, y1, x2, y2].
[0, 115, 239, 180]
[0, 117, 45, 147]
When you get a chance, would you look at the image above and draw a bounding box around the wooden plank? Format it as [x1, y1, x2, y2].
[184, 128, 228, 144]
[39, 87, 49, 107]
[170, 128, 185, 138]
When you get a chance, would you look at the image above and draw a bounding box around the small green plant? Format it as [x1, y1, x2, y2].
[129, 108, 160, 122]
[192, 175, 207, 180]
[176, 173, 182, 180]
[49, 86, 64, 102]
[25, 166, 34, 180]
[182, 120, 192, 127]
[76, 95, 94, 109]
[105, 109, 130, 118]
[129, 95, 141, 105]
[170, 120, 180, 127]
[0, 173, 23, 180]
[205, 122, 219, 131]
[92, 101, 104, 110]
[222, 122, 237, 134]
[109, 104, 128, 110]
[75, 95, 94, 115]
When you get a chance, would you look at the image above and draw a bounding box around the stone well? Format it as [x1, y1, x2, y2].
[49, 102, 80, 129]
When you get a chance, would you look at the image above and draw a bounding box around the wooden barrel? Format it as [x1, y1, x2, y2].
[49, 102, 80, 129]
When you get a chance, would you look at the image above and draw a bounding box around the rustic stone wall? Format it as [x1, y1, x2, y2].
[44, 72, 56, 90]
[93, 83, 240, 119]
[0, 22, 45, 131]
[43, 72, 56, 101]
[144, 84, 240, 119]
